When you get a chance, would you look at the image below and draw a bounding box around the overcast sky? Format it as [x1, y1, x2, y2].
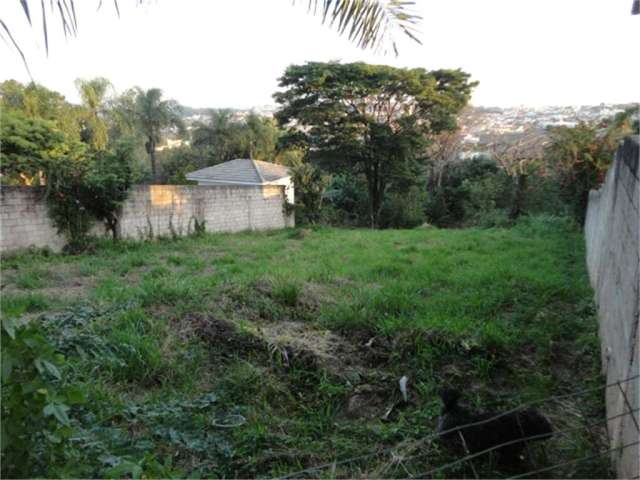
[1, 0, 638, 109]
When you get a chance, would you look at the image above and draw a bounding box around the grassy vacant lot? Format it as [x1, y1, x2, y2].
[2, 217, 609, 478]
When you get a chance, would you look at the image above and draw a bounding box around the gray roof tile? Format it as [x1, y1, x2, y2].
[186, 159, 290, 184]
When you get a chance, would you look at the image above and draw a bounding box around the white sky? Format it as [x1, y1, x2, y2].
[0, 0, 638, 109]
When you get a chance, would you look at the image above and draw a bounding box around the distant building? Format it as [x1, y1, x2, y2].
[155, 139, 190, 152]
[186, 159, 293, 204]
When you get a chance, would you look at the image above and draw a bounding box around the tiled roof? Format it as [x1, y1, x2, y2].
[186, 159, 290, 184]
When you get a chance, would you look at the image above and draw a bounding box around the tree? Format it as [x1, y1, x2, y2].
[274, 62, 477, 227]
[288, 163, 330, 225]
[425, 107, 480, 192]
[545, 109, 637, 225]
[245, 113, 280, 162]
[192, 110, 281, 165]
[82, 140, 135, 239]
[488, 128, 548, 220]
[74, 77, 112, 150]
[133, 88, 184, 182]
[192, 109, 236, 165]
[0, 109, 67, 185]
[0, 80, 82, 142]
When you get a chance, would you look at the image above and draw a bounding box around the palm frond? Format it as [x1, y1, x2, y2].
[302, 0, 422, 55]
[0, 18, 33, 80]
[19, 0, 31, 24]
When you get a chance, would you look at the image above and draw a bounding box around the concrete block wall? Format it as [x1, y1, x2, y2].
[0, 187, 67, 253]
[585, 135, 639, 479]
[1, 184, 293, 254]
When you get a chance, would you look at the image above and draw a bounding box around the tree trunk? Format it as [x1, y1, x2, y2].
[509, 173, 528, 221]
[106, 217, 119, 242]
[148, 136, 158, 182]
[366, 159, 385, 229]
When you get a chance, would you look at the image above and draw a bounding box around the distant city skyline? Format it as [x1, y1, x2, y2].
[0, 0, 638, 109]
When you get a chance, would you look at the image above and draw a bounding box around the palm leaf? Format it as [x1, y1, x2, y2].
[302, 0, 422, 54]
[0, 18, 33, 80]
[4, 0, 419, 80]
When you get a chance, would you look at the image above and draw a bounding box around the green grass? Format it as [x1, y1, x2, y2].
[1, 217, 610, 478]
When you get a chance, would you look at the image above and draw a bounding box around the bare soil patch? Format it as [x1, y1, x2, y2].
[184, 313, 266, 358]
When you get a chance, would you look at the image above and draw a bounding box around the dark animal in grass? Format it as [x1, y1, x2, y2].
[436, 389, 552, 465]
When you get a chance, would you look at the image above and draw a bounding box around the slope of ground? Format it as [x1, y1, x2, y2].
[1, 217, 610, 478]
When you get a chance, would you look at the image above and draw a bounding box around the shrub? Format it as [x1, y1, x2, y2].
[461, 171, 512, 226]
[322, 174, 369, 226]
[272, 279, 301, 307]
[425, 156, 499, 227]
[46, 140, 135, 251]
[287, 163, 330, 225]
[545, 110, 638, 225]
[0, 110, 65, 186]
[379, 186, 427, 229]
[1, 318, 84, 477]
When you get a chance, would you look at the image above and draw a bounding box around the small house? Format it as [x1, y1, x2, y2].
[186, 159, 293, 204]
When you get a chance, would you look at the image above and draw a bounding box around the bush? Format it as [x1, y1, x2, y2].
[470, 208, 512, 228]
[545, 111, 638, 225]
[1, 318, 84, 477]
[322, 174, 369, 226]
[287, 163, 330, 225]
[461, 171, 513, 226]
[157, 146, 200, 184]
[47, 141, 135, 251]
[425, 157, 500, 227]
[379, 186, 427, 229]
[0, 110, 65, 186]
[522, 174, 568, 217]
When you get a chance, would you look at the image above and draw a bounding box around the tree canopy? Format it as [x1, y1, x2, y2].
[74, 77, 112, 150]
[274, 61, 477, 226]
[0, 109, 79, 185]
[191, 111, 281, 166]
[132, 88, 185, 182]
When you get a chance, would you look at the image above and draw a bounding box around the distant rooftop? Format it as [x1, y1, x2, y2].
[186, 159, 290, 185]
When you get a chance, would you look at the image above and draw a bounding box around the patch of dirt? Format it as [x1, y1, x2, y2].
[184, 313, 266, 358]
[300, 282, 335, 310]
[247, 279, 335, 316]
[257, 321, 354, 370]
[255, 321, 393, 382]
[342, 384, 392, 420]
[2, 280, 95, 302]
[255, 320, 409, 419]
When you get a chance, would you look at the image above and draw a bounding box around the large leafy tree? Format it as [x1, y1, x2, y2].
[132, 88, 184, 182]
[274, 62, 477, 226]
[0, 109, 70, 185]
[0, 79, 82, 141]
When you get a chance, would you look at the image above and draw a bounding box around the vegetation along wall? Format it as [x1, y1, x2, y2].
[585, 135, 639, 479]
[0, 184, 293, 254]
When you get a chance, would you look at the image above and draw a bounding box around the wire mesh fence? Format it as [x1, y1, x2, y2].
[279, 374, 639, 479]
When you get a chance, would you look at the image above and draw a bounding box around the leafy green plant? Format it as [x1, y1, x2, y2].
[286, 162, 330, 225]
[46, 140, 134, 252]
[1, 317, 84, 478]
[379, 186, 427, 229]
[272, 280, 302, 307]
[545, 109, 638, 225]
[0, 110, 67, 186]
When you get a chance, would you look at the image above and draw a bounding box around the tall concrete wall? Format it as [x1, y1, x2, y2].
[1, 184, 293, 254]
[585, 135, 639, 479]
